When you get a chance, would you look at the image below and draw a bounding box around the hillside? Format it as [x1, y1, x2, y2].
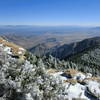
[50, 37, 100, 59]
[27, 37, 100, 58]
[0, 37, 100, 100]
[65, 45, 100, 76]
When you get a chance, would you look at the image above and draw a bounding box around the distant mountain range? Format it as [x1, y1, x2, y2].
[0, 25, 100, 36]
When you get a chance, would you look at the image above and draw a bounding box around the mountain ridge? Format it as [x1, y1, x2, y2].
[48, 36, 100, 59]
[0, 36, 100, 100]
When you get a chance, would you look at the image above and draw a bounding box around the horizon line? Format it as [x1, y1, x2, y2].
[0, 24, 100, 27]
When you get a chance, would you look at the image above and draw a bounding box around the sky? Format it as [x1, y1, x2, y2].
[0, 0, 100, 26]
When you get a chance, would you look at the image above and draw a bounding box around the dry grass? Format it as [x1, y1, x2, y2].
[64, 69, 78, 76]
[64, 79, 77, 84]
[47, 68, 59, 73]
[72, 98, 87, 100]
[84, 77, 100, 81]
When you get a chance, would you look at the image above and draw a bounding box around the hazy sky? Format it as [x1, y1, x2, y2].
[0, 0, 100, 26]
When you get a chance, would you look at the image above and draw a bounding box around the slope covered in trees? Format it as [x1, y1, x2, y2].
[1, 49, 100, 100]
[66, 45, 100, 76]
[0, 37, 100, 100]
[50, 37, 100, 59]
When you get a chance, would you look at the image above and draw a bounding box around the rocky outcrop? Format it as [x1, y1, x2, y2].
[0, 37, 26, 58]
